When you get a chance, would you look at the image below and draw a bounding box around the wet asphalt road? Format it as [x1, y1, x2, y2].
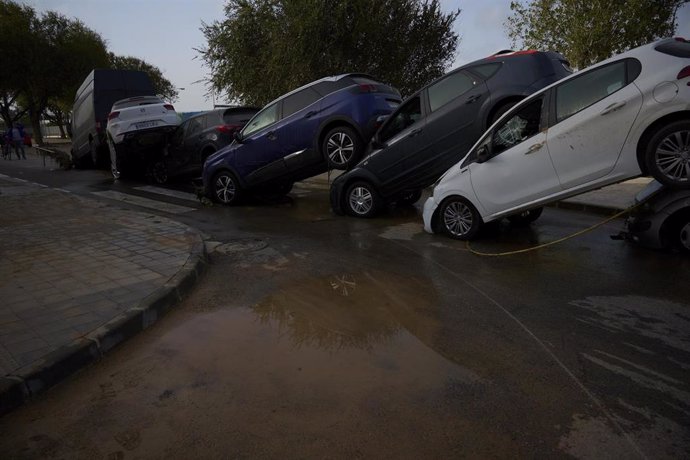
[1, 158, 689, 458]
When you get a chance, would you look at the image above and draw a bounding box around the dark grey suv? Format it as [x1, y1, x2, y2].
[330, 50, 572, 217]
[150, 106, 258, 183]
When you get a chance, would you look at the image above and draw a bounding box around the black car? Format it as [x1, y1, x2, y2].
[150, 106, 259, 183]
[330, 50, 573, 217]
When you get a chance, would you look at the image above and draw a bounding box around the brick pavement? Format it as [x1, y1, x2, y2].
[0, 175, 205, 411]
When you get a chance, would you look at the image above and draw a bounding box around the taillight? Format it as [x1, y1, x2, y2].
[107, 111, 119, 120]
[677, 66, 690, 80]
[674, 37, 689, 43]
[164, 104, 175, 111]
[216, 124, 242, 134]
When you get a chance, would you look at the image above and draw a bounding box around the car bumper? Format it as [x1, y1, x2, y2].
[329, 176, 347, 215]
[422, 196, 438, 234]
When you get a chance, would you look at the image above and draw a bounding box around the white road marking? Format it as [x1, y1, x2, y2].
[92, 190, 196, 214]
[133, 185, 200, 203]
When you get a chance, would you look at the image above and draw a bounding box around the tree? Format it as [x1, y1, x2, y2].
[199, 0, 460, 106]
[0, 1, 110, 143]
[505, 0, 687, 69]
[108, 54, 179, 102]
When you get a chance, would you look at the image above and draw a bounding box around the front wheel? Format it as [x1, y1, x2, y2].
[662, 211, 690, 254]
[508, 207, 543, 227]
[323, 126, 362, 170]
[645, 120, 690, 189]
[437, 197, 482, 240]
[211, 170, 242, 205]
[345, 181, 382, 218]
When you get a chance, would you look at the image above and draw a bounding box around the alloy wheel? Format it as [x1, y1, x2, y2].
[215, 174, 236, 204]
[348, 186, 373, 215]
[443, 201, 474, 237]
[327, 132, 355, 167]
[655, 129, 690, 184]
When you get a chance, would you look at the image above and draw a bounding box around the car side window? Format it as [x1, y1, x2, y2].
[379, 95, 422, 143]
[427, 71, 476, 112]
[555, 61, 627, 123]
[242, 103, 278, 137]
[492, 97, 543, 155]
[186, 118, 203, 138]
[467, 63, 501, 79]
[282, 88, 321, 119]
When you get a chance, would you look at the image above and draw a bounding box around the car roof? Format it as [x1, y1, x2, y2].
[262, 73, 378, 107]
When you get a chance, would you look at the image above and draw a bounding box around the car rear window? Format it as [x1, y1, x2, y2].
[112, 96, 163, 109]
[655, 39, 690, 58]
[223, 109, 258, 125]
[467, 63, 502, 79]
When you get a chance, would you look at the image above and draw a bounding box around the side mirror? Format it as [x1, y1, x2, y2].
[234, 131, 244, 143]
[475, 145, 490, 164]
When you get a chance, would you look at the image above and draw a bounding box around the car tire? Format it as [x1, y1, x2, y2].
[345, 181, 381, 218]
[508, 207, 544, 227]
[212, 170, 242, 205]
[396, 189, 422, 206]
[662, 211, 690, 253]
[645, 120, 690, 189]
[437, 196, 483, 240]
[323, 126, 362, 170]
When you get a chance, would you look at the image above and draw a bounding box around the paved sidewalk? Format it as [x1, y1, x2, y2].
[0, 175, 206, 414]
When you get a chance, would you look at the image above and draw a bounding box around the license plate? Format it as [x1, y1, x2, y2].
[135, 121, 157, 129]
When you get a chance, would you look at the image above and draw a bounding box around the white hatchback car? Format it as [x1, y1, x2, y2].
[106, 96, 179, 145]
[423, 37, 690, 240]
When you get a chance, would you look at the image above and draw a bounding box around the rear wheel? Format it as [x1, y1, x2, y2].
[345, 181, 381, 218]
[508, 207, 543, 227]
[151, 160, 169, 184]
[645, 120, 690, 189]
[323, 126, 362, 170]
[212, 170, 242, 205]
[437, 197, 482, 240]
[490, 100, 519, 126]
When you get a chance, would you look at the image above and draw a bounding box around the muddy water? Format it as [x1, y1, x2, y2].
[0, 245, 647, 458]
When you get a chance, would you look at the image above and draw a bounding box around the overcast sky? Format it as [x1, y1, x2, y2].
[22, 0, 690, 112]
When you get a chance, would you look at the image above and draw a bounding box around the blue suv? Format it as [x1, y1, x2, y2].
[203, 74, 401, 204]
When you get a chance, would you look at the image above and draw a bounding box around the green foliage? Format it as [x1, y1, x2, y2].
[505, 0, 687, 69]
[109, 53, 179, 102]
[199, 0, 460, 106]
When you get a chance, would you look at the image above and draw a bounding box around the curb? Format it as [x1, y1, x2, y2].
[0, 239, 207, 416]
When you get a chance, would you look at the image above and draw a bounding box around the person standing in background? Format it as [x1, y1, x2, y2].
[11, 123, 26, 159]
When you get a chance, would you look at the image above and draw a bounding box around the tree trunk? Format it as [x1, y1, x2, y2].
[58, 123, 66, 138]
[28, 104, 44, 145]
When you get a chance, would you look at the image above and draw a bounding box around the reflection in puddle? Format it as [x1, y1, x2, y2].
[251, 271, 438, 352]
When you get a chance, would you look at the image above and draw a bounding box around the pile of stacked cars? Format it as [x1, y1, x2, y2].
[422, 37, 690, 248]
[202, 73, 401, 204]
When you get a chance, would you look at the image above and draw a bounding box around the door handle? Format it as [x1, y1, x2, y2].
[408, 128, 422, 137]
[465, 95, 481, 104]
[304, 110, 317, 118]
[600, 101, 627, 115]
[267, 131, 277, 141]
[525, 142, 544, 154]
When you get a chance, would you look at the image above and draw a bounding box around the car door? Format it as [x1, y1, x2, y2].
[418, 70, 490, 182]
[468, 95, 561, 216]
[278, 88, 323, 172]
[236, 102, 291, 185]
[545, 59, 643, 189]
[166, 119, 191, 170]
[366, 94, 431, 194]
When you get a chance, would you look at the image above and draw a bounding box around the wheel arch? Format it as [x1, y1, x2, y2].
[431, 194, 484, 234]
[636, 111, 690, 176]
[317, 117, 365, 154]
